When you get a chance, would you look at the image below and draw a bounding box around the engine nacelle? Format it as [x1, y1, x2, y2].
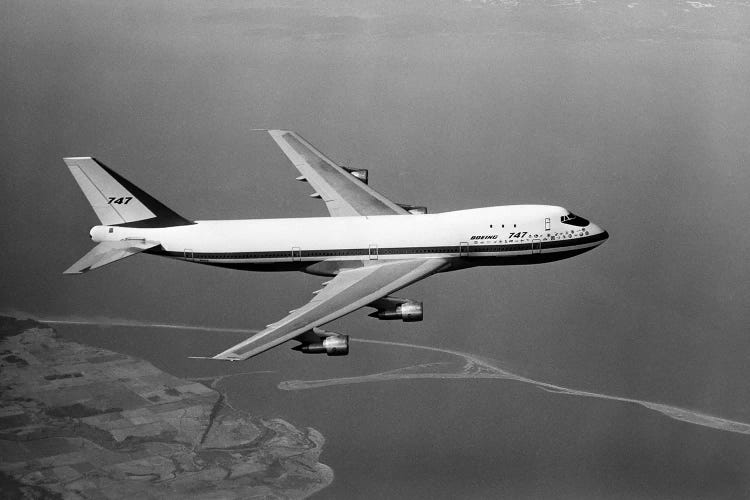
[294, 335, 349, 356]
[371, 301, 423, 322]
[341, 167, 368, 184]
[397, 203, 428, 215]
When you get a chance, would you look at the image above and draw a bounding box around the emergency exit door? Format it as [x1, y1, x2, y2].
[292, 247, 302, 261]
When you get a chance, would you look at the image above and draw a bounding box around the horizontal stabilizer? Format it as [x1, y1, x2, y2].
[64, 240, 159, 275]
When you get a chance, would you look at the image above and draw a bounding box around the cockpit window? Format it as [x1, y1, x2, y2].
[560, 212, 589, 227]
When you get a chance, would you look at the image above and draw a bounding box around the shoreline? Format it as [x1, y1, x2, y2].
[0, 316, 333, 499]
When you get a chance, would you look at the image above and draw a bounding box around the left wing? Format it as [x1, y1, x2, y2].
[267, 130, 410, 217]
[204, 258, 447, 361]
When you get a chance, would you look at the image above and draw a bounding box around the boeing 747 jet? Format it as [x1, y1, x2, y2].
[64, 130, 608, 361]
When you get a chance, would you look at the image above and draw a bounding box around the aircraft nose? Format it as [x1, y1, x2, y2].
[589, 223, 608, 243]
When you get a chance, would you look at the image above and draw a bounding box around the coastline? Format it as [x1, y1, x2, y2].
[0, 316, 332, 499]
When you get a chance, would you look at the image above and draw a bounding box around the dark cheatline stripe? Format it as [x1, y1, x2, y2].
[149, 231, 606, 262]
[541, 231, 607, 249]
[94, 159, 194, 228]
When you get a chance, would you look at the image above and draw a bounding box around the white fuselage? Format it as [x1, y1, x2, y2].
[90, 205, 608, 276]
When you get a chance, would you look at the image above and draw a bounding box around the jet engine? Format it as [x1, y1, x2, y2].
[292, 334, 349, 356]
[369, 300, 423, 322]
[397, 203, 428, 215]
[341, 166, 368, 184]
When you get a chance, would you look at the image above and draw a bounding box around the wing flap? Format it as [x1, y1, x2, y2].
[207, 258, 447, 361]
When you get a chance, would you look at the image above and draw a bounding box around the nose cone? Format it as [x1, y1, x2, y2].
[589, 223, 609, 244]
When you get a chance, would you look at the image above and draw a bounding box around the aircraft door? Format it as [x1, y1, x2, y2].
[531, 240, 542, 254]
[459, 242, 469, 257]
[184, 249, 193, 260]
[369, 244, 378, 260]
[292, 247, 302, 262]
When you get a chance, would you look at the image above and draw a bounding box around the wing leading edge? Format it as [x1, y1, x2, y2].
[206, 258, 447, 361]
[267, 130, 410, 217]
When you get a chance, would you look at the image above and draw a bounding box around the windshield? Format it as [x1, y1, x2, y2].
[560, 212, 590, 227]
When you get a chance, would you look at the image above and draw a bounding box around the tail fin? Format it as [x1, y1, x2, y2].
[63, 240, 159, 275]
[63, 157, 193, 228]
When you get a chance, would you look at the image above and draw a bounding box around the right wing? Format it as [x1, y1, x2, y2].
[204, 258, 447, 361]
[267, 130, 410, 217]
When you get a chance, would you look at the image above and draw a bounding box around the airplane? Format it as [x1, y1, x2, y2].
[63, 130, 608, 361]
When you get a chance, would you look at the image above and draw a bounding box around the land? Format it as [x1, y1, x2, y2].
[0, 316, 332, 499]
[281, 338, 750, 436]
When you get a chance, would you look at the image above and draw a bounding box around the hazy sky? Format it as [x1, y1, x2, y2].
[3, 1, 750, 496]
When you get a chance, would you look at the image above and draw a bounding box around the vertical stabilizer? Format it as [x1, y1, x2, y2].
[63, 157, 193, 228]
